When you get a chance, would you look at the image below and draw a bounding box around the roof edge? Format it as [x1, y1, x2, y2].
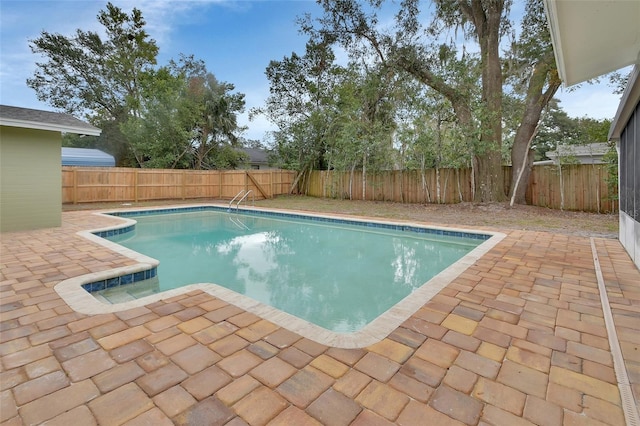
[609, 64, 640, 141]
[0, 117, 102, 136]
[543, 0, 568, 86]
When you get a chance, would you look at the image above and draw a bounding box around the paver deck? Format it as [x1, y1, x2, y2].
[1, 206, 639, 425]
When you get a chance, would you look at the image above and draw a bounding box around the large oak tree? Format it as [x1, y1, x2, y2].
[304, 0, 560, 203]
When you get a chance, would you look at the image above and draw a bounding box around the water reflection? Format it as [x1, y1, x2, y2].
[109, 211, 478, 332]
[216, 232, 280, 302]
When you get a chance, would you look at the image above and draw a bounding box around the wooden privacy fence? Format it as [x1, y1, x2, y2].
[62, 164, 617, 213]
[62, 167, 295, 204]
[303, 164, 617, 213]
[526, 164, 617, 213]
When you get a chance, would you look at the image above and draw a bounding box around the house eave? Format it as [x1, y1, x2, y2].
[609, 64, 640, 141]
[0, 117, 102, 136]
[543, 0, 640, 87]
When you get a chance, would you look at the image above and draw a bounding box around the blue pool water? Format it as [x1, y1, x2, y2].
[103, 209, 484, 332]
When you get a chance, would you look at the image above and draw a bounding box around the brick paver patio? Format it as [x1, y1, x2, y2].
[1, 206, 639, 425]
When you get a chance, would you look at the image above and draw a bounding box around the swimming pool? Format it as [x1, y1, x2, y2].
[56, 205, 505, 347]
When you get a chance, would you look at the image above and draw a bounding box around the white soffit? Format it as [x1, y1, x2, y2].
[546, 0, 640, 86]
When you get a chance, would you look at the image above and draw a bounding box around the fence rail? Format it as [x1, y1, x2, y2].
[302, 164, 617, 213]
[62, 164, 617, 213]
[525, 164, 617, 213]
[62, 167, 296, 204]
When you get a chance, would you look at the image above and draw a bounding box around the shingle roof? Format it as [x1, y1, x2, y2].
[0, 105, 101, 136]
[546, 142, 609, 159]
[241, 148, 269, 164]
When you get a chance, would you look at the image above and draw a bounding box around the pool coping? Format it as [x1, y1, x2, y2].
[54, 203, 506, 348]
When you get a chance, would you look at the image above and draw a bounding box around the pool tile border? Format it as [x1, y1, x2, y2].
[54, 203, 506, 348]
[108, 204, 491, 240]
[81, 268, 157, 293]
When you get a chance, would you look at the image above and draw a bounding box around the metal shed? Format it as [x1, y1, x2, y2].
[62, 147, 115, 167]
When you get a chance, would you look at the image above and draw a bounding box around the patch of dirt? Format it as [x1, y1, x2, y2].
[255, 197, 619, 239]
[63, 196, 619, 239]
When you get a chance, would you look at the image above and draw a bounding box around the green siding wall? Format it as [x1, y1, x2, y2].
[1, 126, 62, 232]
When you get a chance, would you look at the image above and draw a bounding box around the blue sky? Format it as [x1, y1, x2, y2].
[0, 0, 626, 142]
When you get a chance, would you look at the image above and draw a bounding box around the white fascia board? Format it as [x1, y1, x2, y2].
[543, 0, 568, 85]
[609, 64, 640, 141]
[0, 117, 102, 136]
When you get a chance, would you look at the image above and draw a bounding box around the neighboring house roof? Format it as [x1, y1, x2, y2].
[241, 148, 269, 165]
[62, 147, 115, 167]
[0, 105, 101, 136]
[545, 143, 610, 164]
[544, 0, 640, 86]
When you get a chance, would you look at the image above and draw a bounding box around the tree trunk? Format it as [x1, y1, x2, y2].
[305, 167, 313, 194]
[465, 0, 505, 202]
[510, 53, 561, 204]
[558, 161, 565, 211]
[420, 154, 431, 202]
[362, 151, 367, 201]
[436, 166, 441, 204]
[398, 170, 403, 203]
[349, 163, 356, 200]
[470, 156, 476, 201]
[442, 169, 449, 204]
[510, 146, 535, 207]
[289, 165, 307, 194]
[474, 150, 504, 202]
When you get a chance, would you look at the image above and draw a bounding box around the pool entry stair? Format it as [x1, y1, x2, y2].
[228, 189, 254, 211]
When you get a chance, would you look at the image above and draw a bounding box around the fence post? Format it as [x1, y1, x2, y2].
[57, 166, 615, 213]
[72, 168, 77, 205]
[134, 169, 139, 202]
[182, 171, 186, 200]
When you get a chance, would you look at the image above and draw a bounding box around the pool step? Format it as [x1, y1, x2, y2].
[93, 277, 160, 304]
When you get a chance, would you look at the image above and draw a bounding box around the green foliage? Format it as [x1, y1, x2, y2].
[28, 3, 246, 170]
[119, 67, 193, 168]
[531, 99, 612, 161]
[503, 0, 561, 206]
[119, 56, 246, 169]
[575, 117, 611, 142]
[252, 41, 342, 172]
[299, 0, 522, 201]
[603, 144, 619, 202]
[181, 61, 246, 170]
[608, 70, 631, 95]
[532, 100, 580, 160]
[27, 2, 158, 165]
[397, 81, 469, 172]
[62, 133, 99, 149]
[326, 64, 397, 172]
[254, 35, 400, 180]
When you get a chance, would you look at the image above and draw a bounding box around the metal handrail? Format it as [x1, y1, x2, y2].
[236, 190, 253, 209]
[228, 190, 246, 211]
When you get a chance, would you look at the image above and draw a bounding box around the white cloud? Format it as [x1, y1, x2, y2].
[112, 0, 247, 47]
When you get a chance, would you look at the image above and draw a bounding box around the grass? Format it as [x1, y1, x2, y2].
[63, 195, 619, 238]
